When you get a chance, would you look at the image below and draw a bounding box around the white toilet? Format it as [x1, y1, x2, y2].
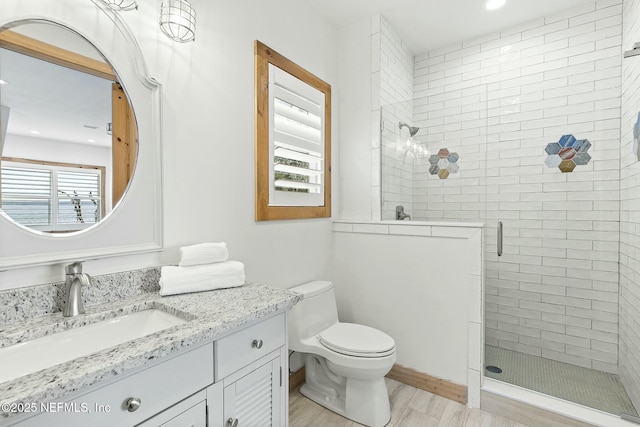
[288, 281, 396, 427]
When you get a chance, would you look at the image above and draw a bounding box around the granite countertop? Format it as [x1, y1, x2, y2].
[0, 283, 302, 421]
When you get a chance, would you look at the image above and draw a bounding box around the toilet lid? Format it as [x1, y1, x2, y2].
[318, 323, 395, 357]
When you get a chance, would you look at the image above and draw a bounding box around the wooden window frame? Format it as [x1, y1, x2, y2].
[254, 40, 331, 221]
[0, 29, 116, 80]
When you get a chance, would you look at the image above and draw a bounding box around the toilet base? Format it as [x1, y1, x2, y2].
[301, 355, 391, 427]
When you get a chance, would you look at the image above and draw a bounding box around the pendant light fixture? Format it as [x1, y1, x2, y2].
[159, 0, 197, 43]
[98, 0, 138, 11]
[92, 0, 197, 43]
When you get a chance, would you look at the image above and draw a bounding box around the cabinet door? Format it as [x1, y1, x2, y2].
[154, 401, 206, 427]
[223, 358, 280, 427]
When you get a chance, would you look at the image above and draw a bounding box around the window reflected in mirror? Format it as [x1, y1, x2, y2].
[1, 158, 105, 231]
[0, 22, 138, 233]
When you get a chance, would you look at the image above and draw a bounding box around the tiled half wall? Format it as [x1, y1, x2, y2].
[332, 220, 484, 407]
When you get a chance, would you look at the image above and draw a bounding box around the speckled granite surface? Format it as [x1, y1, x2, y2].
[0, 270, 301, 421]
[0, 267, 161, 327]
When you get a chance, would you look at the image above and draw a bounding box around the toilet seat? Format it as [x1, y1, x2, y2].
[319, 323, 395, 358]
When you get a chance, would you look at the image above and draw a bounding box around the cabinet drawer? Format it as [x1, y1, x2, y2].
[11, 343, 214, 427]
[137, 389, 207, 427]
[216, 314, 285, 380]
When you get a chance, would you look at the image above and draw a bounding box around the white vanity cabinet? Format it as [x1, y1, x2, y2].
[216, 314, 286, 427]
[5, 313, 289, 427]
[7, 342, 215, 427]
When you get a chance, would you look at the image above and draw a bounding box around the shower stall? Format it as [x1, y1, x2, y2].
[379, 0, 640, 415]
[381, 97, 637, 417]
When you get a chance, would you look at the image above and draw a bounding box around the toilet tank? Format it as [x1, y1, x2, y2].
[288, 281, 339, 346]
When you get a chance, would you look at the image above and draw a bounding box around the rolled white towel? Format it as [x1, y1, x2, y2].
[178, 242, 229, 267]
[159, 261, 245, 296]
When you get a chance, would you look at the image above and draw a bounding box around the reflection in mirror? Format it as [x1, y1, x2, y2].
[0, 21, 138, 233]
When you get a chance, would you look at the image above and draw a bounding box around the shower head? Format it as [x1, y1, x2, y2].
[399, 121, 419, 137]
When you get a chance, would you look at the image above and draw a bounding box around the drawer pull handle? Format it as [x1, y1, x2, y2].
[227, 417, 239, 427]
[125, 397, 142, 412]
[252, 339, 263, 349]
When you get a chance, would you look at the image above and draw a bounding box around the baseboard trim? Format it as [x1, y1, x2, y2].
[386, 364, 467, 404]
[481, 389, 596, 427]
[292, 363, 468, 405]
[289, 368, 305, 392]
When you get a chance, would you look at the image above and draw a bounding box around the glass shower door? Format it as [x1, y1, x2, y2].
[481, 96, 635, 417]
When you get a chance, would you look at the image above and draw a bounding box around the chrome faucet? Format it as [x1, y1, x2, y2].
[396, 205, 411, 220]
[63, 262, 91, 317]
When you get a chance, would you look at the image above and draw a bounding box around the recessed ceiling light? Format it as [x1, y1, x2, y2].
[30, 130, 40, 134]
[88, 139, 96, 143]
[0, 79, 8, 85]
[485, 0, 506, 10]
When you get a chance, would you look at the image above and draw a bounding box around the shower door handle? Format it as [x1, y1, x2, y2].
[497, 221, 503, 257]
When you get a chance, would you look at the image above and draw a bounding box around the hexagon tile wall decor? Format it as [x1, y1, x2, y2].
[544, 134, 591, 173]
[428, 148, 460, 179]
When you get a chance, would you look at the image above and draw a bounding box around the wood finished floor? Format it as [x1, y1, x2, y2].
[289, 378, 531, 427]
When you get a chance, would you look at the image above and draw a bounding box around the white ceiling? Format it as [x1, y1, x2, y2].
[1, 48, 112, 148]
[0, 23, 112, 150]
[306, 0, 597, 54]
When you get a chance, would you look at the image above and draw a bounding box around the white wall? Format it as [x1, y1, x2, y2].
[338, 17, 373, 220]
[0, 0, 338, 289]
[620, 0, 640, 411]
[381, 101, 415, 220]
[3, 135, 110, 168]
[412, 0, 623, 373]
[332, 220, 484, 406]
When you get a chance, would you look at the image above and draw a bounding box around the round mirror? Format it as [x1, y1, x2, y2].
[0, 20, 138, 234]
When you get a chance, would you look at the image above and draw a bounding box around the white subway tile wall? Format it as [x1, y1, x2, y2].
[411, 1, 623, 372]
[373, 15, 416, 220]
[620, 0, 640, 411]
[381, 103, 414, 220]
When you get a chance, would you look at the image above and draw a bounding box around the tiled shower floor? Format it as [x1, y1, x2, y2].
[485, 345, 638, 417]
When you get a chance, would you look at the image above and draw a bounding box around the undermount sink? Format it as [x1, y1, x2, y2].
[0, 309, 187, 384]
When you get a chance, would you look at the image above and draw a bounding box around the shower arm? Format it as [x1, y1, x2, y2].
[399, 121, 419, 137]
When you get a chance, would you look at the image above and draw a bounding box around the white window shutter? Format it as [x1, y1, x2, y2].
[268, 64, 325, 207]
[57, 170, 102, 225]
[0, 165, 52, 225]
[1, 161, 102, 230]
